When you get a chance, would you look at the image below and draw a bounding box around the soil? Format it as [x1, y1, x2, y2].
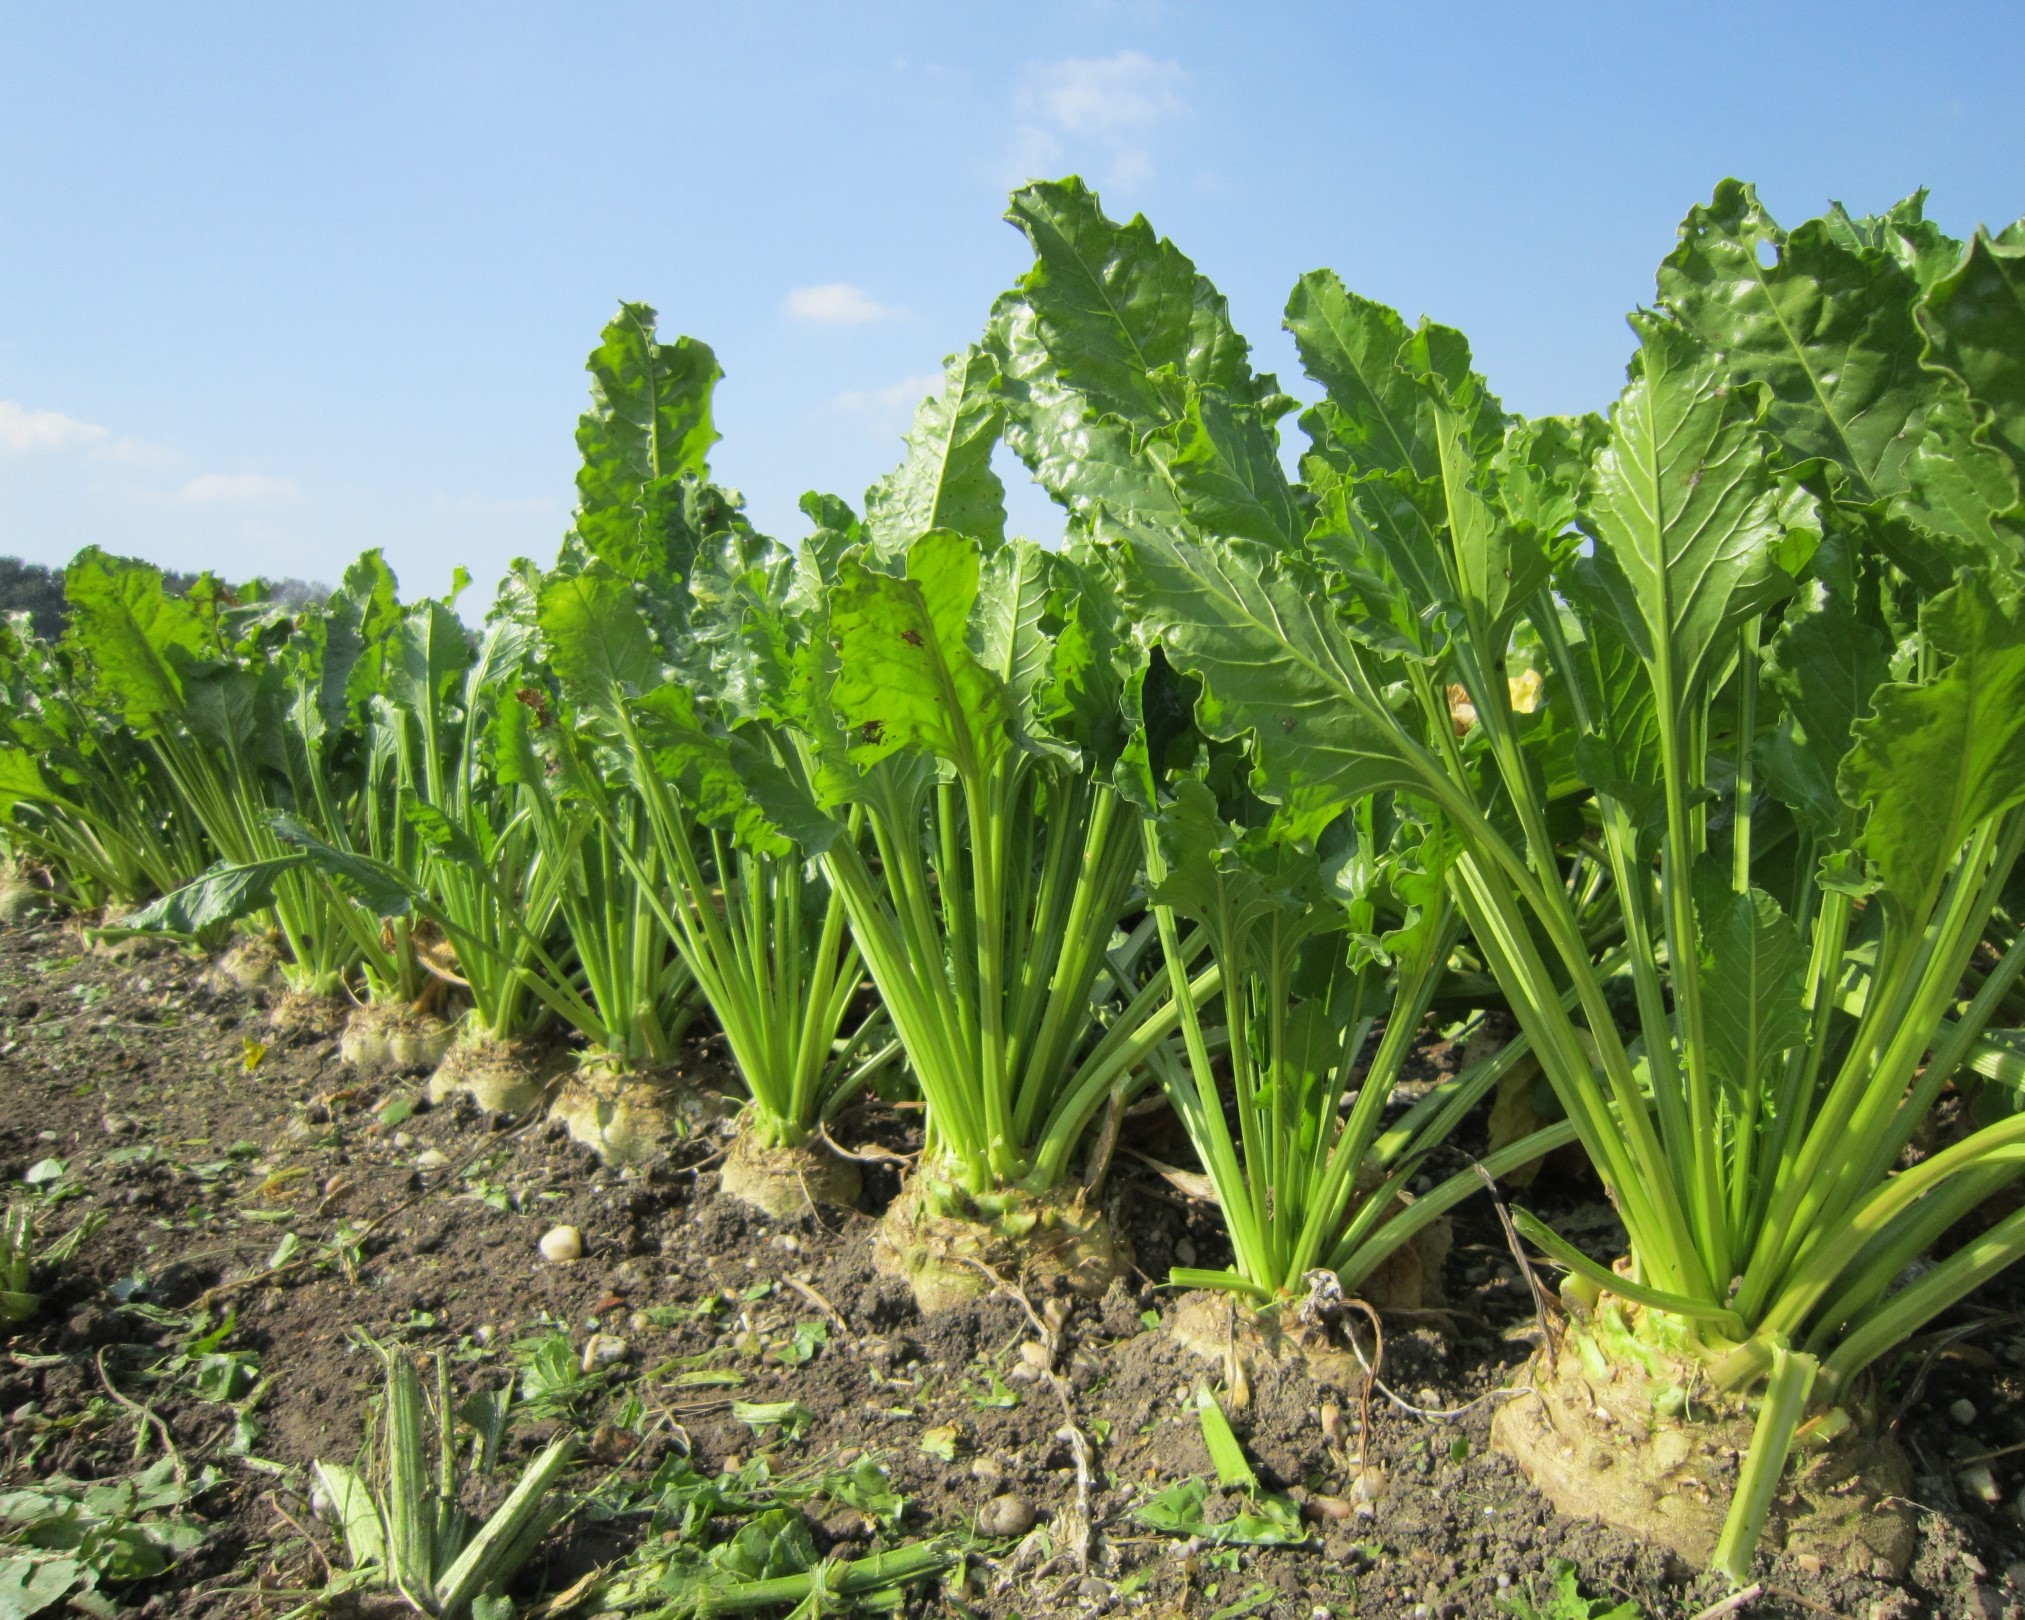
[2, 918, 2023, 1619]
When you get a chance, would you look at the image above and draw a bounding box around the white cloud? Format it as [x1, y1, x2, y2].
[171, 472, 302, 505]
[0, 400, 111, 456]
[786, 283, 902, 325]
[829, 374, 942, 417]
[0, 400, 179, 467]
[1011, 51, 1189, 185]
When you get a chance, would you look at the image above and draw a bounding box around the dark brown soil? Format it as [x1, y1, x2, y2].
[2, 919, 2023, 1618]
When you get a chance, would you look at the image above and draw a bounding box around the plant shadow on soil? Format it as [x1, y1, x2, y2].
[1, 921, 2022, 1618]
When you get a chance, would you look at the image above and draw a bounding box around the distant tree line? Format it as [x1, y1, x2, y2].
[0, 556, 328, 639]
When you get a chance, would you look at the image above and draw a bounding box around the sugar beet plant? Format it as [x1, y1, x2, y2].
[992, 177, 2024, 1578]
[988, 185, 1582, 1311]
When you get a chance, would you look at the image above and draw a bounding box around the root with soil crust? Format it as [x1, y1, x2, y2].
[546, 1060, 739, 1166]
[873, 1174, 1129, 1315]
[427, 1031, 560, 1115]
[716, 1124, 862, 1218]
[1491, 1303, 1916, 1578]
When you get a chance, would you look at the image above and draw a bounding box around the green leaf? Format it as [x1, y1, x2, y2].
[1578, 315, 1790, 702]
[574, 303, 722, 581]
[995, 300, 1189, 534]
[0, 1555, 80, 1620]
[1701, 887, 1807, 1097]
[124, 857, 303, 933]
[1194, 1385, 1257, 1491]
[1118, 526, 1430, 842]
[971, 537, 1054, 720]
[1756, 583, 1890, 840]
[1889, 390, 2025, 583]
[1841, 571, 2025, 912]
[1153, 385, 1300, 547]
[384, 599, 473, 723]
[1659, 179, 1932, 500]
[270, 817, 417, 917]
[536, 563, 659, 713]
[1286, 270, 1440, 481]
[1002, 178, 1270, 433]
[1916, 225, 2025, 484]
[1821, 190, 1964, 292]
[61, 550, 210, 734]
[864, 347, 1006, 553]
[829, 530, 1012, 777]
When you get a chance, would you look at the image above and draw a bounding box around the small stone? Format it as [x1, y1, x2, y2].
[415, 1149, 449, 1170]
[978, 1494, 1037, 1536]
[1173, 1238, 1197, 1266]
[1017, 1340, 1051, 1372]
[580, 1333, 629, 1371]
[1076, 1576, 1109, 1601]
[474, 1324, 495, 1346]
[970, 1455, 1005, 1484]
[539, 1225, 584, 1263]
[1961, 1463, 2002, 1502]
[1795, 1552, 1824, 1574]
[393, 1131, 415, 1149]
[1951, 1398, 1978, 1426]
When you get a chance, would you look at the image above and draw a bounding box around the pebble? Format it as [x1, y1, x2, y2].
[977, 1494, 1037, 1536]
[1173, 1238, 1197, 1266]
[580, 1333, 629, 1372]
[970, 1455, 1005, 1484]
[1961, 1463, 2001, 1502]
[415, 1149, 449, 1170]
[1951, 1398, 1978, 1425]
[393, 1131, 415, 1149]
[539, 1225, 583, 1262]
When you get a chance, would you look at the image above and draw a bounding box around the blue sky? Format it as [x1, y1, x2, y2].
[2, 2, 2020, 601]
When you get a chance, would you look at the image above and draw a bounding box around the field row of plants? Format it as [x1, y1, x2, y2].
[4, 175, 2023, 1594]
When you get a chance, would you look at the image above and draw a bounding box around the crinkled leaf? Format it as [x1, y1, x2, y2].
[1756, 583, 1890, 840]
[1287, 270, 1439, 481]
[864, 348, 1006, 553]
[1701, 887, 1807, 1098]
[1659, 179, 1933, 500]
[971, 537, 1053, 720]
[1822, 190, 1965, 292]
[1917, 225, 2025, 484]
[1002, 178, 1272, 433]
[1118, 524, 1431, 842]
[1842, 571, 2025, 912]
[830, 529, 1012, 776]
[61, 550, 209, 734]
[1579, 315, 1790, 700]
[536, 564, 659, 714]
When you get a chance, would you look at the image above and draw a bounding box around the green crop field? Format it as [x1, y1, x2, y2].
[2, 176, 2022, 1620]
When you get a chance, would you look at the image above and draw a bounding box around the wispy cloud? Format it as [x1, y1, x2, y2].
[0, 399, 178, 466]
[0, 400, 111, 456]
[828, 374, 941, 418]
[1011, 51, 1189, 186]
[170, 472, 302, 505]
[786, 283, 903, 325]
